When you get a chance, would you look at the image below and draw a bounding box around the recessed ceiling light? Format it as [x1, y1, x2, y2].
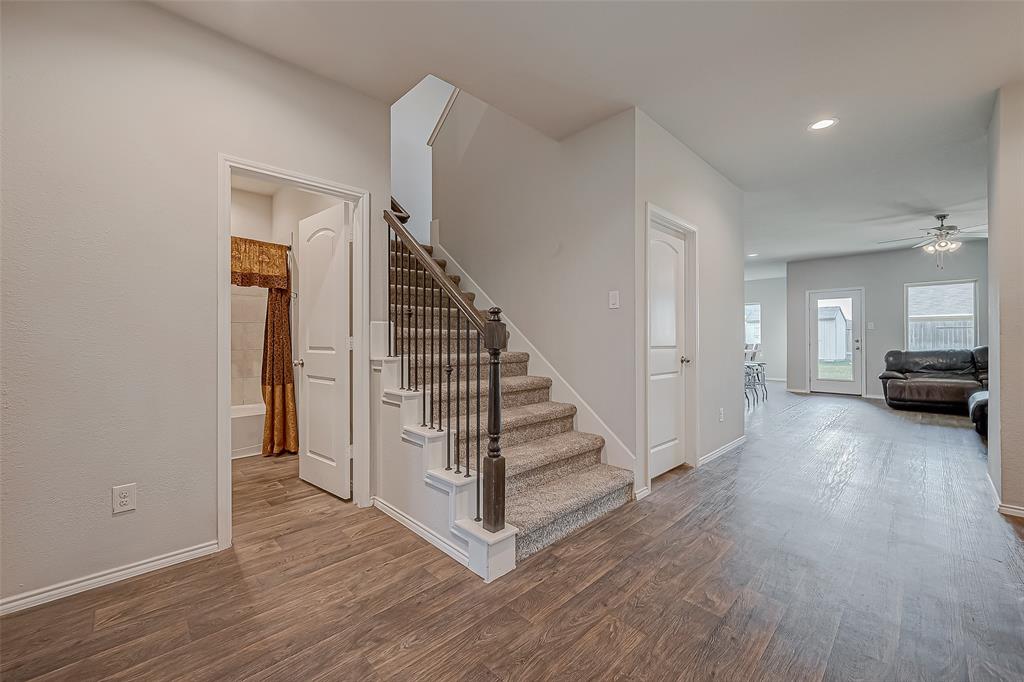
[746, 253, 759, 257]
[808, 118, 838, 131]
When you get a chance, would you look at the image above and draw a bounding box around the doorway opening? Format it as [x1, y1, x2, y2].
[640, 204, 699, 489]
[218, 156, 370, 550]
[807, 287, 864, 396]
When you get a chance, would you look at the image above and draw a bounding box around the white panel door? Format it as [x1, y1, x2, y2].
[648, 228, 688, 478]
[297, 203, 351, 498]
[809, 289, 863, 396]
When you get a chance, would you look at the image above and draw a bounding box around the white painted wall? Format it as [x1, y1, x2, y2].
[391, 75, 455, 243]
[229, 189, 274, 241]
[786, 241, 988, 397]
[433, 92, 637, 447]
[0, 1, 388, 604]
[432, 97, 745, 470]
[634, 111, 746, 459]
[744, 277, 787, 380]
[987, 82, 1024, 509]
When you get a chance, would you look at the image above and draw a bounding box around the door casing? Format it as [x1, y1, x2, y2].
[805, 287, 866, 396]
[636, 203, 700, 496]
[217, 154, 371, 551]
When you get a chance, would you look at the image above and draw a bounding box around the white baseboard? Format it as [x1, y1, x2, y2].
[634, 486, 651, 500]
[862, 393, 885, 401]
[231, 445, 262, 459]
[787, 388, 810, 394]
[0, 540, 219, 616]
[766, 377, 786, 383]
[698, 435, 747, 467]
[998, 503, 1024, 519]
[372, 496, 469, 567]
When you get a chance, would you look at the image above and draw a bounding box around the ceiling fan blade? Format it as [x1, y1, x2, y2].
[878, 236, 930, 244]
[912, 239, 934, 248]
[958, 233, 987, 240]
[958, 224, 988, 234]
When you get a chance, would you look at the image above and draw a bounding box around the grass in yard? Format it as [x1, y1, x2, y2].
[818, 360, 853, 381]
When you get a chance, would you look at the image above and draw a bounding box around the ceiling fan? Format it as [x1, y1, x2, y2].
[878, 213, 988, 268]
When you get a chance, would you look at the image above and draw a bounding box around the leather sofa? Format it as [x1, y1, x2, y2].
[878, 346, 987, 413]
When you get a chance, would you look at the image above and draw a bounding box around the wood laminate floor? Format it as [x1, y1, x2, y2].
[2, 385, 1022, 680]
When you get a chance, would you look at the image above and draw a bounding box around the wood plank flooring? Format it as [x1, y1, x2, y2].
[2, 385, 1022, 680]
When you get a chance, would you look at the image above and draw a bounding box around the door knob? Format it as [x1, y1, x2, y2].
[293, 358, 304, 367]
[680, 355, 691, 365]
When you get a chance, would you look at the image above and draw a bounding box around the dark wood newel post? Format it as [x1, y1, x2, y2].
[482, 307, 507, 532]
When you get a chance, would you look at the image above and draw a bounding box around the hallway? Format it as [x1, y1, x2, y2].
[2, 389, 1022, 680]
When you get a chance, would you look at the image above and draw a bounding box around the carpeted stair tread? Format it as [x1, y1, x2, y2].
[501, 431, 605, 479]
[413, 351, 529, 369]
[506, 463, 634, 536]
[389, 283, 476, 303]
[456, 401, 576, 441]
[429, 374, 551, 401]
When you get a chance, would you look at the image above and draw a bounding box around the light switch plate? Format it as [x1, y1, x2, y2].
[608, 290, 620, 309]
[112, 483, 136, 514]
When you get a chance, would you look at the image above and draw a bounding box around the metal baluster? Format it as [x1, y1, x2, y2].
[405, 246, 413, 390]
[388, 228, 393, 357]
[475, 333, 482, 521]
[445, 291, 452, 470]
[400, 243, 407, 389]
[412, 251, 418, 393]
[465, 310, 471, 478]
[429, 280, 435, 429]
[421, 269, 428, 428]
[455, 309, 461, 474]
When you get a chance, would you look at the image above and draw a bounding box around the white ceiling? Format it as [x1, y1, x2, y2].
[161, 1, 1024, 263]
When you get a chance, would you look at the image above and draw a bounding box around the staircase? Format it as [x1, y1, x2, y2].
[386, 206, 634, 563]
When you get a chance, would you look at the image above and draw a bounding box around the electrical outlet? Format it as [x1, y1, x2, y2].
[112, 483, 136, 514]
[719, 408, 725, 422]
[608, 290, 620, 309]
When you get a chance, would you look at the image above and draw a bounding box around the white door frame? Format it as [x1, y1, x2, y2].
[636, 203, 700, 495]
[218, 154, 372, 550]
[804, 286, 865, 396]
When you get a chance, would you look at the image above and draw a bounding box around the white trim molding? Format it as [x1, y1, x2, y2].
[0, 541, 219, 616]
[998, 503, 1024, 519]
[218, 154, 372, 552]
[637, 203, 701, 492]
[698, 435, 747, 467]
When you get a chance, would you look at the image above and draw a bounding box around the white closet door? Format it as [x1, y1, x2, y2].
[297, 203, 351, 498]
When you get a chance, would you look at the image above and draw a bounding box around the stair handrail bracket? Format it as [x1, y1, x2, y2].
[385, 200, 506, 534]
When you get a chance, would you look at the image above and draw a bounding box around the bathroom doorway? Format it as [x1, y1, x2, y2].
[218, 156, 371, 550]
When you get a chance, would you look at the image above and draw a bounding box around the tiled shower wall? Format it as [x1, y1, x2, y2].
[231, 285, 266, 406]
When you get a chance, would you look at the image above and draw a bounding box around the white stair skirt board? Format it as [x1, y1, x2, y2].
[0, 540, 219, 616]
[432, 235, 637, 482]
[376, 363, 518, 582]
[698, 435, 747, 467]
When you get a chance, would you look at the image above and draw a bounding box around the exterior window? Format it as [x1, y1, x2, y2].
[905, 280, 977, 351]
[744, 303, 761, 345]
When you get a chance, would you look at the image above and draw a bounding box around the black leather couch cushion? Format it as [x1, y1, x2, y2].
[883, 349, 976, 374]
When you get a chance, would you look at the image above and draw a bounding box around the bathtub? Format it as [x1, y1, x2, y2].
[231, 403, 265, 458]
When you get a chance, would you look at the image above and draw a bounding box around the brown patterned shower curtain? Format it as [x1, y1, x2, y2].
[230, 236, 298, 455]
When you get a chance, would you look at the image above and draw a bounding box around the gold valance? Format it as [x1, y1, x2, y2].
[231, 236, 289, 290]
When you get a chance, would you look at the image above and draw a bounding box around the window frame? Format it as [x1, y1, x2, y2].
[744, 302, 762, 346]
[903, 278, 979, 351]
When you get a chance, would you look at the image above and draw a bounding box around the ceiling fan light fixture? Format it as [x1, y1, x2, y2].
[948, 241, 962, 252]
[923, 244, 937, 254]
[808, 117, 838, 131]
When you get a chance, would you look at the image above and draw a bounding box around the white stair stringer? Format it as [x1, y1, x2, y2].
[373, 356, 518, 582]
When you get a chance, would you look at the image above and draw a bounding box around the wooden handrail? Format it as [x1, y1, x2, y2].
[427, 87, 461, 148]
[384, 209, 488, 333]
